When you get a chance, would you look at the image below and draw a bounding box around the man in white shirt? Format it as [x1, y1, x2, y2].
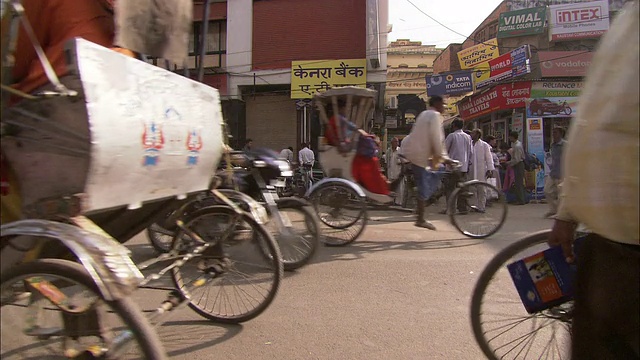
[400, 95, 448, 230]
[506, 131, 526, 205]
[298, 142, 315, 167]
[469, 129, 495, 212]
[386, 137, 403, 205]
[443, 119, 473, 214]
[279, 146, 294, 163]
[548, 3, 639, 358]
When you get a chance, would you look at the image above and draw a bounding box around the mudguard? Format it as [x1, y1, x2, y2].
[1, 219, 143, 301]
[305, 177, 366, 199]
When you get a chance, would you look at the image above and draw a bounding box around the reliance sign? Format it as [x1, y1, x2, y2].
[549, 1, 610, 41]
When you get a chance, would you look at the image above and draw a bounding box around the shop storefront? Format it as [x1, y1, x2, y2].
[458, 81, 531, 143]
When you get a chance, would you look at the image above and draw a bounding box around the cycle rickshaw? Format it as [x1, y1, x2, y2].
[306, 87, 508, 246]
[1, 1, 283, 358]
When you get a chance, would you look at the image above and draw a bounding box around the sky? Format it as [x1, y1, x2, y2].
[388, 0, 504, 48]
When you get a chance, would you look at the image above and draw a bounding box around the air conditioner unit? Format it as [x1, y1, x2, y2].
[389, 96, 398, 109]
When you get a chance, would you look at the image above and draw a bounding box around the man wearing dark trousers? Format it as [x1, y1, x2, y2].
[507, 131, 526, 205]
[548, 2, 638, 358]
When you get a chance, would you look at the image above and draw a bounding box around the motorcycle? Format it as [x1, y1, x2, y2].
[148, 148, 320, 271]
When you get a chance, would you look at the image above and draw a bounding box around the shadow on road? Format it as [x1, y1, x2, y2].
[311, 237, 483, 265]
[156, 320, 243, 357]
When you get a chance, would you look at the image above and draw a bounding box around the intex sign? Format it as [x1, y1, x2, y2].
[549, 1, 610, 41]
[556, 7, 600, 23]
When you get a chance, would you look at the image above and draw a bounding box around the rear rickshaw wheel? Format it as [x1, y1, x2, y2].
[307, 182, 367, 246]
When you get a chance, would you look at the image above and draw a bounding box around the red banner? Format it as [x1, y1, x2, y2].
[490, 53, 512, 78]
[459, 81, 531, 120]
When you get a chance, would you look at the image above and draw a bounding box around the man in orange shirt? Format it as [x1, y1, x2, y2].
[8, 0, 135, 97]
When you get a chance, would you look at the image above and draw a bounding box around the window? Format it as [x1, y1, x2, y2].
[189, 20, 227, 56]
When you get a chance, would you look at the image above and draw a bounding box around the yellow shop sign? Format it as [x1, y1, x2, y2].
[457, 38, 500, 70]
[291, 59, 367, 99]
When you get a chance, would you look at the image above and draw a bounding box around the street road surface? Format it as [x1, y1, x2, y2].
[127, 203, 555, 360]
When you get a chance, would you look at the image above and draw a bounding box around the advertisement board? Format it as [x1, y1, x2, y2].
[458, 81, 531, 120]
[527, 81, 582, 118]
[426, 71, 474, 96]
[548, 1, 610, 41]
[508, 0, 630, 12]
[538, 51, 593, 77]
[291, 59, 367, 99]
[474, 45, 531, 90]
[526, 118, 546, 196]
[498, 7, 546, 38]
[457, 38, 500, 69]
[512, 112, 524, 141]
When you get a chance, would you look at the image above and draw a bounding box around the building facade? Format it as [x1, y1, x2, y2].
[225, 0, 388, 154]
[450, 0, 626, 151]
[384, 39, 441, 146]
[158, 0, 388, 154]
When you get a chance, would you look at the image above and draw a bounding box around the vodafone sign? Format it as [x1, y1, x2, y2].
[549, 0, 610, 41]
[539, 51, 593, 77]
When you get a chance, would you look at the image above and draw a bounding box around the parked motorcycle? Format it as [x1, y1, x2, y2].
[148, 148, 320, 271]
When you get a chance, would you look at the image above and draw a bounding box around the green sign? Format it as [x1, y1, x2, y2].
[498, 7, 546, 39]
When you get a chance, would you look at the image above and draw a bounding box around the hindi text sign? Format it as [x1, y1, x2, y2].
[291, 59, 367, 99]
[457, 38, 500, 70]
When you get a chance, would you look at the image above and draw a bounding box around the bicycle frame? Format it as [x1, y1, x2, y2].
[1, 219, 143, 301]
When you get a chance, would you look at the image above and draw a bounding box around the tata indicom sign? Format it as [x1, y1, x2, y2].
[539, 51, 593, 77]
[498, 7, 546, 38]
[426, 71, 474, 96]
[549, 1, 610, 41]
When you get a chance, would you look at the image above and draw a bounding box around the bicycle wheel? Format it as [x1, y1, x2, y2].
[308, 183, 367, 246]
[471, 231, 572, 360]
[264, 202, 320, 271]
[171, 206, 283, 324]
[147, 222, 175, 254]
[1, 259, 166, 360]
[309, 183, 367, 230]
[450, 181, 507, 238]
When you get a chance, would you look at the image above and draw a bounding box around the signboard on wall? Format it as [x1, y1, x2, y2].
[549, 1, 610, 41]
[426, 71, 474, 96]
[290, 59, 367, 99]
[527, 81, 582, 118]
[512, 112, 524, 141]
[508, 0, 630, 12]
[458, 81, 531, 120]
[457, 38, 500, 69]
[538, 51, 593, 77]
[473, 45, 531, 90]
[498, 7, 546, 38]
[526, 117, 546, 196]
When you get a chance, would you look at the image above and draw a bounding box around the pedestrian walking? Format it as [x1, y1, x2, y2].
[544, 127, 567, 218]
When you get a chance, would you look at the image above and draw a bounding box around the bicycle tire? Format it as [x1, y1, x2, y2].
[449, 181, 507, 239]
[147, 222, 174, 254]
[269, 202, 320, 271]
[171, 205, 283, 324]
[309, 182, 367, 230]
[1, 259, 166, 360]
[470, 230, 571, 360]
